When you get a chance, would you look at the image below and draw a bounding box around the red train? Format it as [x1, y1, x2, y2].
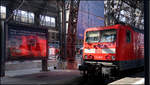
[79, 24, 144, 78]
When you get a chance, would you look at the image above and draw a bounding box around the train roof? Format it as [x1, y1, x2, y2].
[85, 24, 121, 31]
[85, 24, 144, 34]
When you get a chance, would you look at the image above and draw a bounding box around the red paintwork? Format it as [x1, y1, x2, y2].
[10, 35, 47, 58]
[83, 24, 144, 61]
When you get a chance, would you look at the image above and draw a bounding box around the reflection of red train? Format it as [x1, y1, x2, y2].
[79, 24, 144, 78]
[9, 35, 47, 58]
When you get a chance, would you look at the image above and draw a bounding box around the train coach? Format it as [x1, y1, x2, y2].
[79, 24, 144, 78]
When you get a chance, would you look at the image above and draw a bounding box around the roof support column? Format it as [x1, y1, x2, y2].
[0, 21, 5, 77]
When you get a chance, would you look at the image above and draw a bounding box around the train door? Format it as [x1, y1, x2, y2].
[125, 29, 134, 68]
[126, 29, 132, 57]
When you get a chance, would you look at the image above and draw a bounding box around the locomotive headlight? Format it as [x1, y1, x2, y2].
[102, 48, 116, 54]
[84, 49, 95, 53]
[84, 55, 88, 59]
[111, 56, 115, 60]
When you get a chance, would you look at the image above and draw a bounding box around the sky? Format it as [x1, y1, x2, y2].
[77, 1, 104, 39]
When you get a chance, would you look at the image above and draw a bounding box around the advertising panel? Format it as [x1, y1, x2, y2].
[6, 24, 48, 60]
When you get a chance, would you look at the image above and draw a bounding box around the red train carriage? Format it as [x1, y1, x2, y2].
[79, 24, 144, 78]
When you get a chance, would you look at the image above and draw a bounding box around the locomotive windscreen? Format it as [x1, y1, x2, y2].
[6, 24, 48, 60]
[86, 29, 116, 43]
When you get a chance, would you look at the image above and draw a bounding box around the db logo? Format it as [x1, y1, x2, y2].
[98, 56, 102, 58]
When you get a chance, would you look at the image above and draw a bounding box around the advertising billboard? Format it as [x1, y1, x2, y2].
[6, 24, 48, 60]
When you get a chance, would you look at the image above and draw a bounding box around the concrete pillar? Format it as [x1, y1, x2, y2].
[42, 59, 48, 71]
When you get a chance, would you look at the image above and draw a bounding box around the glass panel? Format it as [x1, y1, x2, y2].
[13, 10, 34, 23]
[0, 6, 6, 19]
[86, 31, 100, 43]
[51, 17, 55, 27]
[0, 6, 6, 13]
[100, 29, 116, 42]
[29, 12, 34, 23]
[40, 15, 56, 27]
[86, 29, 116, 43]
[66, 23, 68, 33]
[66, 10, 70, 21]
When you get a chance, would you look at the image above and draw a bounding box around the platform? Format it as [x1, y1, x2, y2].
[108, 71, 144, 85]
[1, 68, 144, 85]
[108, 77, 144, 85]
[1, 69, 81, 84]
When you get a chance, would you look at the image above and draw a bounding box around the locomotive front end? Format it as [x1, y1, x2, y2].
[79, 28, 119, 78]
[83, 29, 117, 62]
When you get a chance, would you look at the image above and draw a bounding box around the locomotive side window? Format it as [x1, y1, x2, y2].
[126, 30, 131, 43]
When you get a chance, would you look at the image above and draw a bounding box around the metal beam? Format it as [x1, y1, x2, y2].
[59, 0, 66, 60]
[66, 0, 80, 69]
[0, 21, 5, 77]
[104, 0, 144, 30]
[144, 1, 149, 85]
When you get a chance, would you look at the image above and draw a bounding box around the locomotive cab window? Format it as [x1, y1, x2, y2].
[126, 30, 131, 43]
[86, 31, 100, 43]
[86, 29, 116, 43]
[100, 29, 116, 43]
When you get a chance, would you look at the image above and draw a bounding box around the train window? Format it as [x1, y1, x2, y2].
[100, 29, 116, 42]
[86, 29, 116, 43]
[86, 31, 100, 43]
[126, 30, 131, 43]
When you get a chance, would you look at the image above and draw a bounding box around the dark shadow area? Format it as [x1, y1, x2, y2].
[119, 67, 144, 78]
[1, 67, 144, 85]
[64, 67, 144, 85]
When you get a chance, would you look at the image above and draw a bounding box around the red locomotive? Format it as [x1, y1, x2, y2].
[79, 24, 144, 78]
